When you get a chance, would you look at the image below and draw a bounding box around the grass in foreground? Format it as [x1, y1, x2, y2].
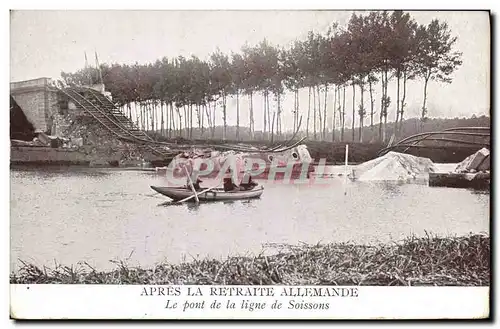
[10, 233, 489, 286]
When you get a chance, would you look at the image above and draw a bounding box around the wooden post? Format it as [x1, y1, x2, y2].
[184, 166, 199, 204]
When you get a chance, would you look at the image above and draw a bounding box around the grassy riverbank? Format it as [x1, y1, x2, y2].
[11, 233, 489, 286]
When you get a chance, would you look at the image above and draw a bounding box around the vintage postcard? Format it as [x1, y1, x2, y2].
[9, 9, 490, 320]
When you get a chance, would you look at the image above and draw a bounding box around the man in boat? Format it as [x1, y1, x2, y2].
[239, 173, 258, 190]
[192, 177, 203, 190]
[185, 174, 203, 191]
[185, 167, 203, 191]
[223, 169, 239, 192]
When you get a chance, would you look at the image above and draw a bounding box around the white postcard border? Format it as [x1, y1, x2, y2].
[10, 284, 489, 320]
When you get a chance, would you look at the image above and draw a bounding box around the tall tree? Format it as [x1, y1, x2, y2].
[210, 49, 232, 140]
[387, 11, 418, 136]
[282, 40, 306, 135]
[414, 20, 462, 128]
[230, 52, 245, 141]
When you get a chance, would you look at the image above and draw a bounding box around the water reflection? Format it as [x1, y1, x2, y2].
[10, 168, 490, 271]
[376, 181, 404, 197]
[186, 203, 201, 213]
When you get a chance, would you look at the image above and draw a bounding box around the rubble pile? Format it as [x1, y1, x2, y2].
[352, 152, 436, 182]
[50, 112, 148, 162]
[454, 147, 490, 173]
[429, 148, 490, 189]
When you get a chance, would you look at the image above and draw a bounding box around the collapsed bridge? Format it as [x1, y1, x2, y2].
[10, 78, 306, 166]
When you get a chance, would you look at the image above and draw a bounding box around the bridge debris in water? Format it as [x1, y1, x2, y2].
[163, 144, 315, 181]
[430, 148, 490, 190]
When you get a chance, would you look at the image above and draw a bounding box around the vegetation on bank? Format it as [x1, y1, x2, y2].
[147, 116, 490, 145]
[11, 234, 489, 286]
[145, 115, 489, 164]
[61, 11, 462, 144]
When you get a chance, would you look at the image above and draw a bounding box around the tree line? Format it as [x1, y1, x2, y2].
[61, 10, 463, 143]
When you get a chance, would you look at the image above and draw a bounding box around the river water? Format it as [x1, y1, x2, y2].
[10, 167, 489, 271]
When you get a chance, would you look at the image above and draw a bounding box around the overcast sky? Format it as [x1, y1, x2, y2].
[10, 10, 490, 130]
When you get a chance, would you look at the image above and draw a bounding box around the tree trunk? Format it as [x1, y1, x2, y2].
[196, 104, 201, 134]
[166, 102, 170, 138]
[317, 86, 322, 141]
[165, 102, 169, 137]
[201, 104, 205, 137]
[156, 101, 159, 133]
[323, 84, 328, 141]
[236, 90, 240, 141]
[332, 85, 337, 142]
[421, 74, 430, 127]
[167, 103, 171, 137]
[159, 100, 166, 137]
[167, 102, 171, 138]
[395, 70, 400, 137]
[187, 104, 190, 138]
[359, 83, 364, 143]
[160, 101, 164, 137]
[222, 94, 227, 141]
[154, 101, 158, 134]
[149, 101, 156, 133]
[384, 111, 387, 141]
[351, 83, 356, 142]
[267, 92, 271, 139]
[145, 102, 149, 132]
[157, 102, 160, 133]
[263, 91, 267, 139]
[184, 105, 187, 136]
[204, 103, 212, 137]
[136, 103, 139, 126]
[293, 89, 297, 133]
[306, 86, 311, 138]
[341, 85, 346, 142]
[144, 102, 147, 131]
[369, 79, 374, 137]
[151, 101, 154, 133]
[379, 72, 384, 142]
[176, 106, 182, 138]
[170, 103, 175, 137]
[190, 104, 194, 139]
[296, 89, 300, 134]
[271, 111, 276, 144]
[187, 104, 194, 139]
[140, 103, 144, 130]
[145, 103, 149, 131]
[382, 69, 389, 143]
[138, 103, 141, 130]
[313, 85, 317, 140]
[150, 102, 154, 132]
[135, 102, 139, 128]
[399, 70, 407, 135]
[249, 92, 254, 140]
[277, 92, 281, 139]
[212, 101, 216, 138]
[164, 101, 168, 138]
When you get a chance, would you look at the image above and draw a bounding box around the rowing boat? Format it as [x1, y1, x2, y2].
[150, 185, 264, 202]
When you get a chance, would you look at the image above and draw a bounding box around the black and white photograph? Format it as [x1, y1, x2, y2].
[8, 7, 491, 320]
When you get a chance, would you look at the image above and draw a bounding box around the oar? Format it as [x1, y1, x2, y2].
[184, 166, 200, 204]
[175, 185, 220, 204]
